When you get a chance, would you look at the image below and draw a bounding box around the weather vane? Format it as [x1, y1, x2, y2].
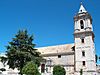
[80, 0, 83, 5]
[81, 0, 83, 3]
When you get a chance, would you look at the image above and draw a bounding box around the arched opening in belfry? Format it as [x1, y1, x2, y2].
[80, 20, 84, 29]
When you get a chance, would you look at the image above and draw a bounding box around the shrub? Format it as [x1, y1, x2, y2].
[80, 69, 83, 75]
[22, 61, 41, 75]
[53, 65, 66, 75]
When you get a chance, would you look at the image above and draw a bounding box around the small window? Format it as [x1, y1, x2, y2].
[82, 51, 85, 57]
[58, 55, 61, 58]
[46, 68, 48, 73]
[83, 61, 85, 66]
[81, 39, 84, 43]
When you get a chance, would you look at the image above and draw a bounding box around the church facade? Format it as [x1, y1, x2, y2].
[0, 3, 99, 75]
[38, 4, 97, 75]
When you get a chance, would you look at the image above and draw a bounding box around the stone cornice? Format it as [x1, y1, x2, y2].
[74, 30, 95, 38]
[46, 64, 74, 67]
[41, 51, 74, 57]
[74, 12, 92, 24]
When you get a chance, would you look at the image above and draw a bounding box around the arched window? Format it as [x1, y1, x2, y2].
[80, 20, 84, 29]
[83, 61, 85, 66]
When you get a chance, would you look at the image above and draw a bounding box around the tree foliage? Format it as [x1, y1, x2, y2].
[0, 56, 7, 65]
[80, 69, 83, 75]
[1, 30, 42, 74]
[53, 65, 66, 75]
[22, 61, 41, 75]
[0, 68, 6, 72]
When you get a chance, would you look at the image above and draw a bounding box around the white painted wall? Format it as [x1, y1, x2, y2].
[74, 10, 96, 74]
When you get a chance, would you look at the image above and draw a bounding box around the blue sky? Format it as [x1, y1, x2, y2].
[0, 0, 100, 62]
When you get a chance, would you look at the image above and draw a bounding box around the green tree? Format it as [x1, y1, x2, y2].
[53, 65, 66, 75]
[1, 30, 42, 75]
[80, 69, 83, 75]
[0, 68, 6, 72]
[22, 61, 41, 75]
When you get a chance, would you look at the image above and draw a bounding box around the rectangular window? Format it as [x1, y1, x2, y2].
[58, 55, 61, 58]
[81, 39, 84, 43]
[82, 51, 85, 57]
[83, 61, 85, 66]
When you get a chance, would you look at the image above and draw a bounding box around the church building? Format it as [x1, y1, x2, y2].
[0, 3, 99, 75]
[38, 3, 97, 75]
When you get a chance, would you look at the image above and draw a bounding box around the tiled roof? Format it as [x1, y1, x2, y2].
[37, 44, 74, 55]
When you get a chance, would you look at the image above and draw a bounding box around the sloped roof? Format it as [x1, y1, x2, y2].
[37, 44, 74, 55]
[78, 3, 87, 13]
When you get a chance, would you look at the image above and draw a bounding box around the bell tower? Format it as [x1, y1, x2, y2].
[74, 3, 96, 75]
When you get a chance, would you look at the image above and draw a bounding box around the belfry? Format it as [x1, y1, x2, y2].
[74, 3, 96, 75]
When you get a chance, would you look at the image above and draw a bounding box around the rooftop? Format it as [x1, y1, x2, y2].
[37, 44, 74, 55]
